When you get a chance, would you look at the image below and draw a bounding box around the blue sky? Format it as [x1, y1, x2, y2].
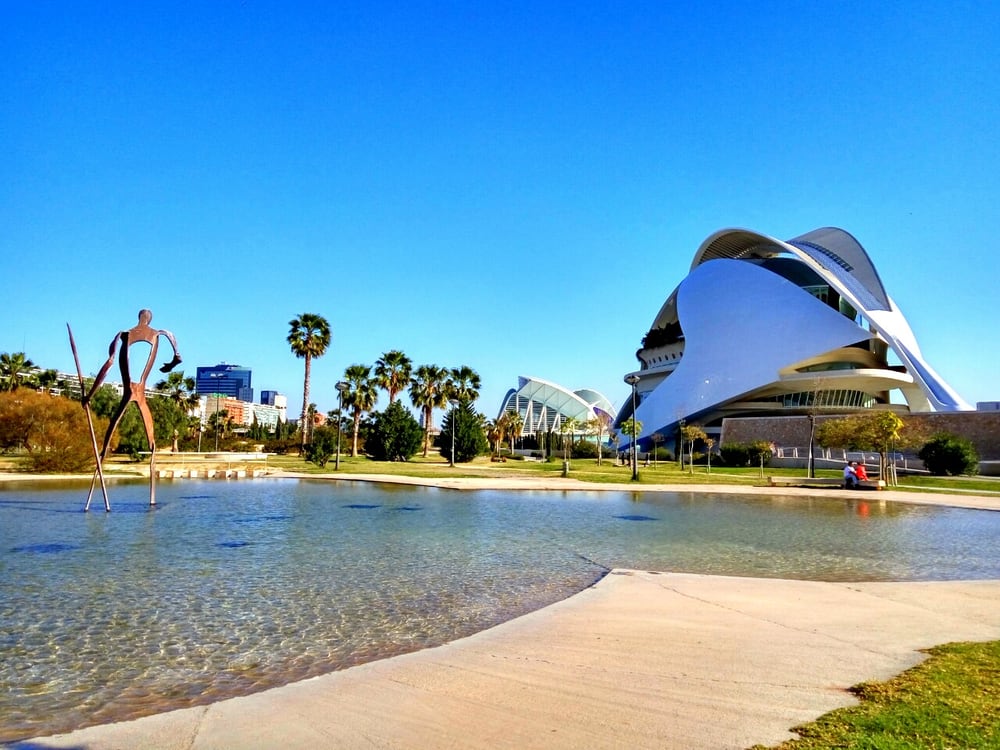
[3, 1, 998, 420]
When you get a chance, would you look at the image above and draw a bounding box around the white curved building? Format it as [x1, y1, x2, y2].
[617, 227, 971, 445]
[498, 376, 615, 437]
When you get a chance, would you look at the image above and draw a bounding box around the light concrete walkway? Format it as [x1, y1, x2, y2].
[7, 478, 1000, 749]
[17, 572, 1000, 750]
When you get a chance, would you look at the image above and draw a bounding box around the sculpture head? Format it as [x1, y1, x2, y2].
[138, 309, 153, 325]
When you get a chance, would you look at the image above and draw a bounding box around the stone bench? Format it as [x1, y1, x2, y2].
[768, 476, 885, 490]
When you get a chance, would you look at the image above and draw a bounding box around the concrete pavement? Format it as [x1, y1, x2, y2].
[15, 571, 1000, 750]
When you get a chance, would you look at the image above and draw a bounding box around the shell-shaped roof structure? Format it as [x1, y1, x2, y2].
[499, 376, 614, 435]
[618, 227, 970, 445]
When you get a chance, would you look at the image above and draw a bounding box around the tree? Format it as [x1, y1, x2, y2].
[447, 365, 481, 404]
[439, 401, 488, 463]
[650, 432, 665, 466]
[342, 364, 378, 457]
[287, 313, 332, 449]
[486, 417, 504, 459]
[35, 369, 60, 393]
[0, 352, 36, 392]
[155, 371, 200, 413]
[817, 411, 906, 486]
[619, 417, 643, 467]
[919, 433, 979, 476]
[586, 412, 611, 465]
[561, 416, 579, 461]
[680, 423, 707, 474]
[305, 426, 338, 467]
[505, 410, 525, 456]
[367, 401, 423, 461]
[375, 350, 412, 405]
[0, 390, 113, 471]
[409, 364, 450, 457]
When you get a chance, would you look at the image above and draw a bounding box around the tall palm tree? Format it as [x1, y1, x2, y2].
[375, 350, 412, 404]
[409, 364, 450, 457]
[447, 365, 481, 404]
[342, 364, 378, 457]
[0, 352, 35, 392]
[155, 371, 200, 411]
[561, 416, 579, 460]
[505, 410, 524, 456]
[287, 313, 331, 449]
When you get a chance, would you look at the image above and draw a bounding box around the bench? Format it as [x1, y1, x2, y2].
[768, 476, 885, 490]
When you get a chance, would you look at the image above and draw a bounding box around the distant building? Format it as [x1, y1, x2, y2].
[616, 226, 972, 448]
[196, 363, 253, 403]
[497, 376, 615, 438]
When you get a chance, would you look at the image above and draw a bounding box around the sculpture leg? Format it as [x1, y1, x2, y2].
[136, 394, 157, 507]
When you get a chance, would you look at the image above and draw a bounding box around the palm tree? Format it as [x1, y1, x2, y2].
[505, 410, 524, 456]
[447, 365, 481, 404]
[561, 416, 579, 461]
[409, 364, 450, 457]
[0, 352, 35, 392]
[287, 314, 331, 449]
[486, 418, 504, 459]
[374, 350, 412, 405]
[342, 364, 378, 457]
[155, 371, 200, 411]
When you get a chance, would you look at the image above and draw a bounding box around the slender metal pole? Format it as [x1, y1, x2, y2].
[630, 384, 638, 481]
[449, 400, 458, 467]
[67, 324, 110, 512]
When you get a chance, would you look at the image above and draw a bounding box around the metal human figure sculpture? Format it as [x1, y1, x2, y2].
[81, 309, 182, 511]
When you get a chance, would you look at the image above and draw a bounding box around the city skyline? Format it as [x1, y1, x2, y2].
[4, 3, 998, 419]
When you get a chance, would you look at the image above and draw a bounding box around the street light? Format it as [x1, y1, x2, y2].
[624, 374, 640, 481]
[449, 398, 460, 467]
[335, 381, 349, 471]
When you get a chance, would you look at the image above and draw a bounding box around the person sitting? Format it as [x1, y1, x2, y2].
[854, 462, 869, 483]
[843, 462, 858, 489]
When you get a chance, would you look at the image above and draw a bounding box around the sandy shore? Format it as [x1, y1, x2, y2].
[5, 475, 1000, 749]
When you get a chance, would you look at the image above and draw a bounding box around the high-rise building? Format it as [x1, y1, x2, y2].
[196, 363, 253, 403]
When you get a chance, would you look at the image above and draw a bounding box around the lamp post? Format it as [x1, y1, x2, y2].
[449, 398, 459, 467]
[625, 374, 640, 481]
[335, 381, 349, 471]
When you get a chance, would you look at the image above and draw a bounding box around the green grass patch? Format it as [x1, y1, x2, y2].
[752, 640, 1000, 749]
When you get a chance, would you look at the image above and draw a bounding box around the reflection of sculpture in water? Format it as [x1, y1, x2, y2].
[83, 309, 182, 509]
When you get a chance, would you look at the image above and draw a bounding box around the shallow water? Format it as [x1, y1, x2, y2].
[1, 478, 998, 742]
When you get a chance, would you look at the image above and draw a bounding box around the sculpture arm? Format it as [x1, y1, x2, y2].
[84, 335, 120, 404]
[158, 329, 182, 373]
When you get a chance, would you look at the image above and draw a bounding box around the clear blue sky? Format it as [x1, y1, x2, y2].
[3, 1, 998, 420]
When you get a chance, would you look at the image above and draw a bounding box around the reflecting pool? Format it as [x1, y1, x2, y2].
[2, 478, 998, 741]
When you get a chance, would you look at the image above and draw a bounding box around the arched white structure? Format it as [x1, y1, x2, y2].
[499, 376, 614, 437]
[617, 227, 971, 445]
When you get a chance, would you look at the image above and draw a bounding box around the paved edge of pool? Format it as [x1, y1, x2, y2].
[16, 570, 1000, 750]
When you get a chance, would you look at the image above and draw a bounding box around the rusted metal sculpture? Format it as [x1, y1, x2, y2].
[75, 309, 182, 511]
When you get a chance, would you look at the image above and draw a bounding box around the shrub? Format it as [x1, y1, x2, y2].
[304, 426, 338, 467]
[438, 402, 488, 463]
[369, 402, 424, 461]
[572, 440, 599, 458]
[720, 441, 772, 468]
[918, 433, 979, 476]
[0, 391, 112, 472]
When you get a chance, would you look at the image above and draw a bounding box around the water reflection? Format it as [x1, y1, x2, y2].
[1, 478, 998, 742]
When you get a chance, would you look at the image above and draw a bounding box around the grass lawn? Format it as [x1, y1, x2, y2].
[753, 640, 1000, 749]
